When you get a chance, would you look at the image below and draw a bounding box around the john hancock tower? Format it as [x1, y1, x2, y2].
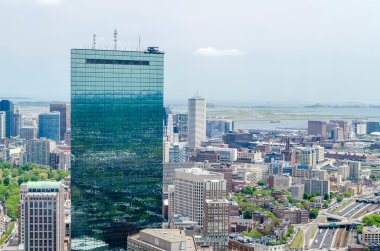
[71, 44, 164, 250]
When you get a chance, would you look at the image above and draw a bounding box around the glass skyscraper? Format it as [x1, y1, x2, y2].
[71, 47, 164, 250]
[0, 100, 14, 138]
[38, 112, 61, 142]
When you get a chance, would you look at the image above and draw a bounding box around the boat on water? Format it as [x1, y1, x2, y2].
[270, 120, 280, 123]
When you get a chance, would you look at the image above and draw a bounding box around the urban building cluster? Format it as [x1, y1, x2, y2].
[0, 100, 71, 170]
[1, 41, 380, 251]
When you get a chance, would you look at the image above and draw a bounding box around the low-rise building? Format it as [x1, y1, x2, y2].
[127, 228, 197, 251]
[362, 226, 380, 245]
[290, 184, 305, 200]
[273, 208, 309, 224]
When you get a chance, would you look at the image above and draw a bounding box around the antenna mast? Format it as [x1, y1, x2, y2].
[92, 33, 96, 49]
[113, 29, 118, 50]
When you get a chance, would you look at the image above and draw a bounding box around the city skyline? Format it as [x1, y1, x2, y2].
[1, 0, 380, 103]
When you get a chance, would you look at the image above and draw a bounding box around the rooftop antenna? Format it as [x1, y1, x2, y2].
[113, 29, 118, 50]
[92, 33, 96, 49]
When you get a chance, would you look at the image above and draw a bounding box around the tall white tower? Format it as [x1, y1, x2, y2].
[187, 96, 206, 148]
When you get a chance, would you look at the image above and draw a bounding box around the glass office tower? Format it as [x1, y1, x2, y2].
[71, 47, 164, 250]
[0, 100, 14, 138]
[38, 112, 61, 142]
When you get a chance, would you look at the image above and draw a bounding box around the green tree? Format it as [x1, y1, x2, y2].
[310, 208, 319, 219]
[356, 225, 363, 234]
[244, 186, 256, 195]
[324, 193, 330, 200]
[343, 192, 352, 198]
[243, 211, 252, 219]
[257, 180, 266, 186]
[3, 177, 10, 186]
[337, 194, 344, 202]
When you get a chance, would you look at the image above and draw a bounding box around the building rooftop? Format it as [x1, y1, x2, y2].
[27, 181, 61, 190]
[363, 226, 380, 234]
[129, 228, 196, 251]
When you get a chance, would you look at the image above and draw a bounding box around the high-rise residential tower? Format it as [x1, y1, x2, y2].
[71, 46, 164, 249]
[187, 97, 206, 148]
[50, 102, 71, 140]
[38, 112, 61, 142]
[0, 100, 15, 138]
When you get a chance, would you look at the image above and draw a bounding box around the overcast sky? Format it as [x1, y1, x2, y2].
[1, 0, 380, 104]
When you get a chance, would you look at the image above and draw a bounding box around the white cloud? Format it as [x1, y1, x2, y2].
[196, 47, 246, 57]
[35, 0, 63, 5]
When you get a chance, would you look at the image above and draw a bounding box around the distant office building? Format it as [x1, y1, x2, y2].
[268, 161, 292, 175]
[206, 118, 234, 139]
[222, 132, 253, 148]
[128, 229, 197, 251]
[295, 147, 317, 167]
[330, 120, 349, 139]
[292, 165, 311, 179]
[268, 175, 292, 191]
[311, 170, 328, 180]
[169, 143, 187, 163]
[0, 100, 15, 138]
[281, 138, 296, 164]
[352, 120, 367, 136]
[290, 184, 305, 200]
[50, 149, 71, 171]
[308, 121, 327, 138]
[50, 102, 71, 140]
[64, 130, 71, 146]
[188, 97, 206, 148]
[20, 126, 38, 140]
[0, 112, 5, 139]
[367, 121, 380, 134]
[349, 161, 361, 179]
[38, 112, 60, 142]
[14, 106, 21, 137]
[26, 138, 57, 166]
[193, 149, 220, 163]
[304, 179, 330, 196]
[332, 127, 344, 141]
[71, 47, 164, 249]
[338, 164, 350, 180]
[165, 113, 174, 143]
[174, 113, 188, 141]
[19, 181, 65, 251]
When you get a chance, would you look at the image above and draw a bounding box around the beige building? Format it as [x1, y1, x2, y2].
[19, 181, 65, 251]
[172, 168, 228, 249]
[127, 228, 197, 251]
[272, 175, 292, 191]
[173, 168, 226, 228]
[362, 226, 380, 245]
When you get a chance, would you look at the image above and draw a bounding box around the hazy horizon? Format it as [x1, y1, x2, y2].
[1, 0, 380, 103]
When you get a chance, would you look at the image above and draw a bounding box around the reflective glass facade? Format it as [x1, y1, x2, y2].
[38, 112, 61, 142]
[71, 49, 164, 250]
[0, 100, 15, 138]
